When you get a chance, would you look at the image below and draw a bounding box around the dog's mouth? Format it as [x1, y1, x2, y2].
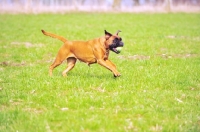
[109, 41, 124, 54]
[111, 48, 120, 54]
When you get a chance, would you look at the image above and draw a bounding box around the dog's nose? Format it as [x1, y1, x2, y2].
[119, 41, 124, 47]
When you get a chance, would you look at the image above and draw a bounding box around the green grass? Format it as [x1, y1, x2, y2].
[0, 13, 200, 132]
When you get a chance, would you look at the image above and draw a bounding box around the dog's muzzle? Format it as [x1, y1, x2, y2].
[109, 41, 124, 54]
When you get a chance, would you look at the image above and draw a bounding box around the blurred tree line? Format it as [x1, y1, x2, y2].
[0, 0, 199, 12]
[1, 0, 199, 6]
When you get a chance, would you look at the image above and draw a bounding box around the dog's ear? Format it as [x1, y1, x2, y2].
[115, 30, 121, 35]
[105, 30, 112, 40]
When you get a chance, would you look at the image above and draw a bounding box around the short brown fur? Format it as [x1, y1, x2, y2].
[41, 30, 121, 77]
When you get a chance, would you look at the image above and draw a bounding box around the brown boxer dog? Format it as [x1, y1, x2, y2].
[41, 30, 124, 77]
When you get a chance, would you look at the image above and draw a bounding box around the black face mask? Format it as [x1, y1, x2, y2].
[109, 38, 124, 54]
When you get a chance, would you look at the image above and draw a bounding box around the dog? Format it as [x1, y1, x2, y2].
[41, 30, 124, 77]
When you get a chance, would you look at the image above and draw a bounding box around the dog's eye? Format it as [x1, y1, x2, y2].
[113, 38, 118, 43]
[114, 38, 122, 42]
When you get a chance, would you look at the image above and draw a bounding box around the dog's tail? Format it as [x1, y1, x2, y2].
[41, 30, 67, 43]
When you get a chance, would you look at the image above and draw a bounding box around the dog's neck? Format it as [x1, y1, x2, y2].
[98, 37, 110, 60]
[99, 36, 109, 49]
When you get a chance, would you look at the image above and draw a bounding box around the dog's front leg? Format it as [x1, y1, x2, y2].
[105, 59, 121, 77]
[93, 47, 120, 77]
[97, 59, 121, 77]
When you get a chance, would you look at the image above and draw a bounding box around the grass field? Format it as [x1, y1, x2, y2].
[0, 13, 200, 132]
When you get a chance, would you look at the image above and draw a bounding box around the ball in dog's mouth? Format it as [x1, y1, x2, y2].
[116, 47, 122, 52]
[111, 47, 122, 54]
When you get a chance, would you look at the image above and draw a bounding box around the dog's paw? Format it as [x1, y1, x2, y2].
[113, 73, 121, 77]
[62, 73, 67, 77]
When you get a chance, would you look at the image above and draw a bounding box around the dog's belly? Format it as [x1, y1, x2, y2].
[75, 53, 97, 64]
[70, 48, 97, 64]
[78, 57, 97, 64]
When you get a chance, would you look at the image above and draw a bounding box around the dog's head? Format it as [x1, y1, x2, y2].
[104, 30, 124, 54]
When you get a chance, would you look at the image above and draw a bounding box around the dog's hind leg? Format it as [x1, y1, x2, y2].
[49, 46, 71, 76]
[49, 53, 68, 76]
[62, 57, 77, 77]
[49, 59, 63, 76]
